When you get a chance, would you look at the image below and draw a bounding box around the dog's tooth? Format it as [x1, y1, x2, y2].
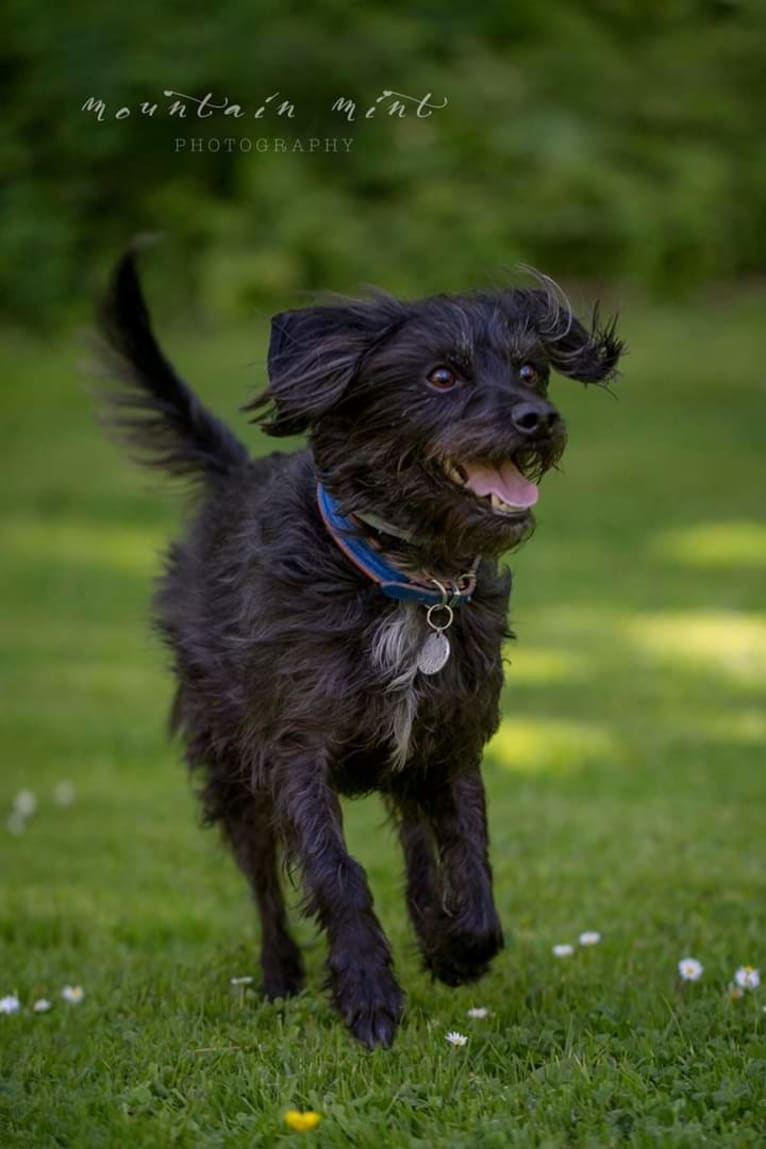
[444, 461, 466, 486]
[490, 492, 525, 515]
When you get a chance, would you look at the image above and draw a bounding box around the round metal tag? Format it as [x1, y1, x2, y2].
[417, 630, 451, 675]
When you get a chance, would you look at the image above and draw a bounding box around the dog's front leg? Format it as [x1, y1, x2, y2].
[397, 770, 504, 986]
[274, 756, 404, 1048]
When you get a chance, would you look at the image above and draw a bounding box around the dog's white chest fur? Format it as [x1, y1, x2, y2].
[368, 602, 425, 770]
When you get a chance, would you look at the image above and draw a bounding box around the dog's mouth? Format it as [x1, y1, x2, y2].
[439, 455, 539, 518]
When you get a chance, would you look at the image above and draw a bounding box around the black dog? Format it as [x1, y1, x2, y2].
[97, 251, 622, 1048]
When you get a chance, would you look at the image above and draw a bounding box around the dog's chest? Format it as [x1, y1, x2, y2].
[366, 601, 493, 772]
[367, 603, 425, 770]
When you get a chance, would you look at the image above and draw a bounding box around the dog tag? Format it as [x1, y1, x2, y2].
[417, 630, 451, 675]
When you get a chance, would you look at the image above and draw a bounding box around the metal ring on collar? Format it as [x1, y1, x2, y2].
[426, 602, 454, 631]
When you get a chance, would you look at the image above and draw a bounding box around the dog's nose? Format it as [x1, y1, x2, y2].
[511, 400, 560, 438]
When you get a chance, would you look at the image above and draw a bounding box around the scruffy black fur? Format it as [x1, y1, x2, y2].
[97, 250, 622, 1048]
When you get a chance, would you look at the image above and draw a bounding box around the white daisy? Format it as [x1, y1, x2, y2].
[445, 1030, 468, 1047]
[578, 931, 602, 946]
[13, 789, 37, 817]
[54, 781, 76, 807]
[1, 995, 21, 1014]
[466, 1007, 490, 1019]
[678, 957, 704, 982]
[6, 812, 26, 835]
[734, 966, 760, 990]
[33, 999, 52, 1013]
[61, 985, 84, 1004]
[229, 976, 254, 986]
[552, 943, 575, 958]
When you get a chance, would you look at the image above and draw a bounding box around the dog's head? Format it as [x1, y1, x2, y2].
[247, 277, 623, 562]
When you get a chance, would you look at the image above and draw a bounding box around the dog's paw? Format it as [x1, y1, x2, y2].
[263, 970, 305, 1002]
[347, 994, 403, 1050]
[423, 922, 504, 987]
[262, 939, 305, 1001]
[330, 962, 405, 1049]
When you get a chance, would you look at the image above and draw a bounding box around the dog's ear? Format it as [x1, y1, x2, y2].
[247, 298, 404, 437]
[527, 289, 625, 385]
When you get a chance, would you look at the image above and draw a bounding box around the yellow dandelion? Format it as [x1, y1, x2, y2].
[284, 1110, 321, 1132]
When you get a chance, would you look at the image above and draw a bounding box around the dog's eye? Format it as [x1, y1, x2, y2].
[427, 366, 458, 391]
[519, 363, 541, 387]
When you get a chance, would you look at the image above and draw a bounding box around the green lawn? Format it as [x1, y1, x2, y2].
[1, 294, 765, 1148]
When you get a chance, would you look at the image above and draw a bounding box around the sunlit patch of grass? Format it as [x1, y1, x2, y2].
[1, 617, 152, 658]
[11, 661, 163, 706]
[1, 518, 165, 574]
[502, 645, 587, 683]
[625, 610, 766, 685]
[487, 717, 616, 774]
[671, 708, 766, 745]
[528, 606, 621, 645]
[652, 520, 766, 569]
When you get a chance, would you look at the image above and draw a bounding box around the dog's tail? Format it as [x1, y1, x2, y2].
[96, 247, 249, 483]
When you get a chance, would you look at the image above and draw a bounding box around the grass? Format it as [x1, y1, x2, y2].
[1, 292, 765, 1147]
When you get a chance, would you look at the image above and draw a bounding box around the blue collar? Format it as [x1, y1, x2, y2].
[316, 482, 478, 607]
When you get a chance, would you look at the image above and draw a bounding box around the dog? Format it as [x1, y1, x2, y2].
[96, 250, 622, 1048]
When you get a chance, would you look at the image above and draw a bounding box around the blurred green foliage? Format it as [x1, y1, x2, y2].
[2, 0, 765, 324]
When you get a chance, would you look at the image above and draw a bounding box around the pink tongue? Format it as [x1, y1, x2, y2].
[462, 459, 538, 508]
